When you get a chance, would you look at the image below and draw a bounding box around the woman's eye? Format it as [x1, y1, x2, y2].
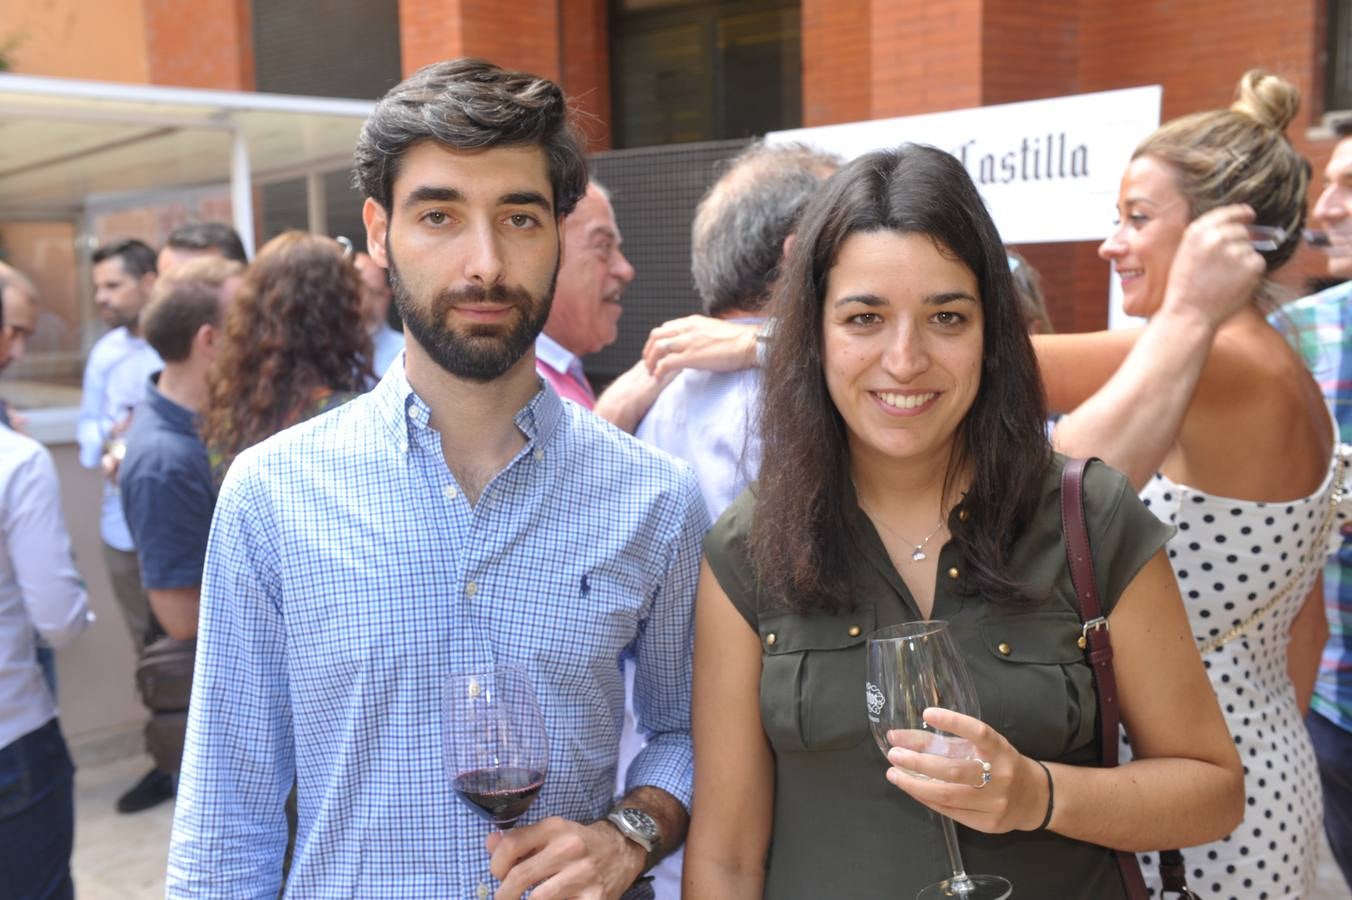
[848, 312, 881, 326]
[1127, 213, 1149, 226]
[933, 311, 964, 326]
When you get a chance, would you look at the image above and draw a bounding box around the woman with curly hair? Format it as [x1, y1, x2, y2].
[203, 231, 374, 476]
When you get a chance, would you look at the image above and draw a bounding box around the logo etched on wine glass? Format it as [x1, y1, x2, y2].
[866, 681, 885, 722]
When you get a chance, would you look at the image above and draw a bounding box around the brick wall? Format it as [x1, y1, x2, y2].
[143, 0, 254, 90]
[399, 0, 559, 80]
[802, 0, 871, 125]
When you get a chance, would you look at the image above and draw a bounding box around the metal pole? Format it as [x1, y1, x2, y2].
[229, 128, 256, 258]
[306, 171, 328, 235]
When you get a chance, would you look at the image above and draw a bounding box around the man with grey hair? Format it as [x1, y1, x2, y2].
[635, 142, 838, 516]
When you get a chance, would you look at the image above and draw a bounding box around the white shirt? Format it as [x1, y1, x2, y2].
[77, 326, 162, 550]
[371, 323, 405, 378]
[0, 425, 91, 749]
[636, 318, 765, 520]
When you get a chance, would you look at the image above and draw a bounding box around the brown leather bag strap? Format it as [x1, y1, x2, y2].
[1061, 459, 1197, 900]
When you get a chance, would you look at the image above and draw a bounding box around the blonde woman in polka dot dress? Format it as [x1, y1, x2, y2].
[1041, 71, 1337, 898]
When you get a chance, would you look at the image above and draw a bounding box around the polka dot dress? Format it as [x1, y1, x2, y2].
[1122, 447, 1349, 900]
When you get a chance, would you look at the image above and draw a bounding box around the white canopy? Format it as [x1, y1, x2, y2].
[0, 73, 375, 255]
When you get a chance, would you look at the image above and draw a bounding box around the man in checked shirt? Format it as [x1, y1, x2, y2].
[167, 59, 708, 899]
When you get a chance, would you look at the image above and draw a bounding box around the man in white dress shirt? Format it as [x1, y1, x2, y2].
[81, 238, 170, 813]
[0, 303, 92, 898]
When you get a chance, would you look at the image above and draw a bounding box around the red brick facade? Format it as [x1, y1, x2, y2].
[143, 0, 254, 91]
[94, 0, 1347, 326]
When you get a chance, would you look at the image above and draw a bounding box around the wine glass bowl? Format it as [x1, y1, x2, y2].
[442, 664, 549, 830]
[867, 621, 1012, 900]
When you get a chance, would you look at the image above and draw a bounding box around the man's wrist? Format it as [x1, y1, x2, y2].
[597, 817, 650, 883]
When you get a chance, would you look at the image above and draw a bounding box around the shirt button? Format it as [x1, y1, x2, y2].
[997, 642, 1012, 656]
[765, 632, 777, 647]
[958, 508, 970, 522]
[534, 449, 544, 461]
[476, 884, 489, 900]
[465, 582, 478, 598]
[847, 625, 861, 637]
[947, 567, 960, 580]
[443, 484, 457, 499]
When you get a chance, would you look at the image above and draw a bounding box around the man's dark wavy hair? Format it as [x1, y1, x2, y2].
[750, 144, 1051, 614]
[352, 58, 588, 218]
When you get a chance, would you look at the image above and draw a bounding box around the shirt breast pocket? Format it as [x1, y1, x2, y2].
[976, 611, 1095, 761]
[758, 604, 876, 753]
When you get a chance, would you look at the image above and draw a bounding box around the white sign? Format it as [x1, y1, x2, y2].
[766, 86, 1162, 246]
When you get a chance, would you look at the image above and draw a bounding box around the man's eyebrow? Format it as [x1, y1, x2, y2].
[501, 191, 552, 213]
[402, 186, 462, 210]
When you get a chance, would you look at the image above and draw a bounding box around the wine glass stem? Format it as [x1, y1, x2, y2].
[939, 815, 975, 892]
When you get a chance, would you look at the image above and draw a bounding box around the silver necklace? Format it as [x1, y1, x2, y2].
[898, 519, 946, 562]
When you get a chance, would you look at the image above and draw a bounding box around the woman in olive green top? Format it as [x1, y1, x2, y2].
[683, 145, 1245, 898]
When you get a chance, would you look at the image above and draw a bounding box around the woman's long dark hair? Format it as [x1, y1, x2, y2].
[749, 144, 1051, 614]
[203, 231, 373, 475]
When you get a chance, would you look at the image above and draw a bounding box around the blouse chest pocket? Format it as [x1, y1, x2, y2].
[758, 604, 876, 753]
[973, 611, 1096, 762]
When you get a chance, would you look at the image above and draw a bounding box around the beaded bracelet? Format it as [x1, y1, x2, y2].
[1032, 759, 1055, 830]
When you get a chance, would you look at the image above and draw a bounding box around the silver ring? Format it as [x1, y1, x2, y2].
[973, 757, 992, 789]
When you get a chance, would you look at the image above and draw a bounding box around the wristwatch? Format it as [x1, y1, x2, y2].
[606, 806, 662, 872]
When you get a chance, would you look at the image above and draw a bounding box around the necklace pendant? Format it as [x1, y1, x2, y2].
[911, 547, 927, 562]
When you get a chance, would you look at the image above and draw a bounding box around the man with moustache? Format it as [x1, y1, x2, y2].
[1282, 116, 1352, 889]
[534, 181, 635, 405]
[168, 59, 706, 900]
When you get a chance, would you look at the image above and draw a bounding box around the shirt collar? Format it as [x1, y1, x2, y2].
[372, 353, 563, 454]
[534, 332, 580, 376]
[144, 372, 201, 435]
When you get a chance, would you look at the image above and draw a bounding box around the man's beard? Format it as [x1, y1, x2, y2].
[387, 245, 557, 383]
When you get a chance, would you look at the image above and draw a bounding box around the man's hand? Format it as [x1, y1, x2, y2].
[642, 315, 758, 380]
[487, 816, 645, 900]
[1159, 203, 1265, 328]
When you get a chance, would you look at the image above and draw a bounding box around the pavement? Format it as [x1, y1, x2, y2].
[71, 753, 1352, 899]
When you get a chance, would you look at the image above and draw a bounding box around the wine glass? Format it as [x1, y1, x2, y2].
[442, 664, 549, 830]
[866, 621, 1012, 900]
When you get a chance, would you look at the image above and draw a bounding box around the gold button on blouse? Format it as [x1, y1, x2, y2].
[958, 508, 970, 522]
[947, 567, 960, 580]
[1077, 635, 1087, 649]
[848, 625, 862, 637]
[997, 642, 1012, 656]
[766, 633, 777, 647]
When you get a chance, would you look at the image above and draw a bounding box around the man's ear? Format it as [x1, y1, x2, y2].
[780, 233, 797, 264]
[363, 198, 390, 268]
[141, 271, 158, 295]
[196, 322, 217, 354]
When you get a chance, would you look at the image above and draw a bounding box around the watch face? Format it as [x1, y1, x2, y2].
[620, 807, 659, 841]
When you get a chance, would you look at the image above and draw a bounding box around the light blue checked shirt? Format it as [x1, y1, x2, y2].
[166, 362, 708, 899]
[1280, 281, 1352, 734]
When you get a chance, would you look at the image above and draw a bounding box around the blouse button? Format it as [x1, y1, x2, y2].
[997, 642, 1012, 656]
[958, 508, 970, 522]
[947, 567, 960, 580]
[1077, 635, 1087, 650]
[765, 633, 777, 647]
[848, 625, 861, 637]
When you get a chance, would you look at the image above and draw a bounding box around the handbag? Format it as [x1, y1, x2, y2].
[1061, 457, 1201, 900]
[135, 636, 197, 774]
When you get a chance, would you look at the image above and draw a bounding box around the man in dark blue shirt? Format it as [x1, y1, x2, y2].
[122, 256, 242, 642]
[120, 257, 241, 804]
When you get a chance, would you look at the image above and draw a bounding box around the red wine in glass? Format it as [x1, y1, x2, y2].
[443, 665, 549, 831]
[452, 766, 546, 829]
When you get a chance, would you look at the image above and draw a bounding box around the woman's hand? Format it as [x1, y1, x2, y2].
[883, 707, 1050, 835]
